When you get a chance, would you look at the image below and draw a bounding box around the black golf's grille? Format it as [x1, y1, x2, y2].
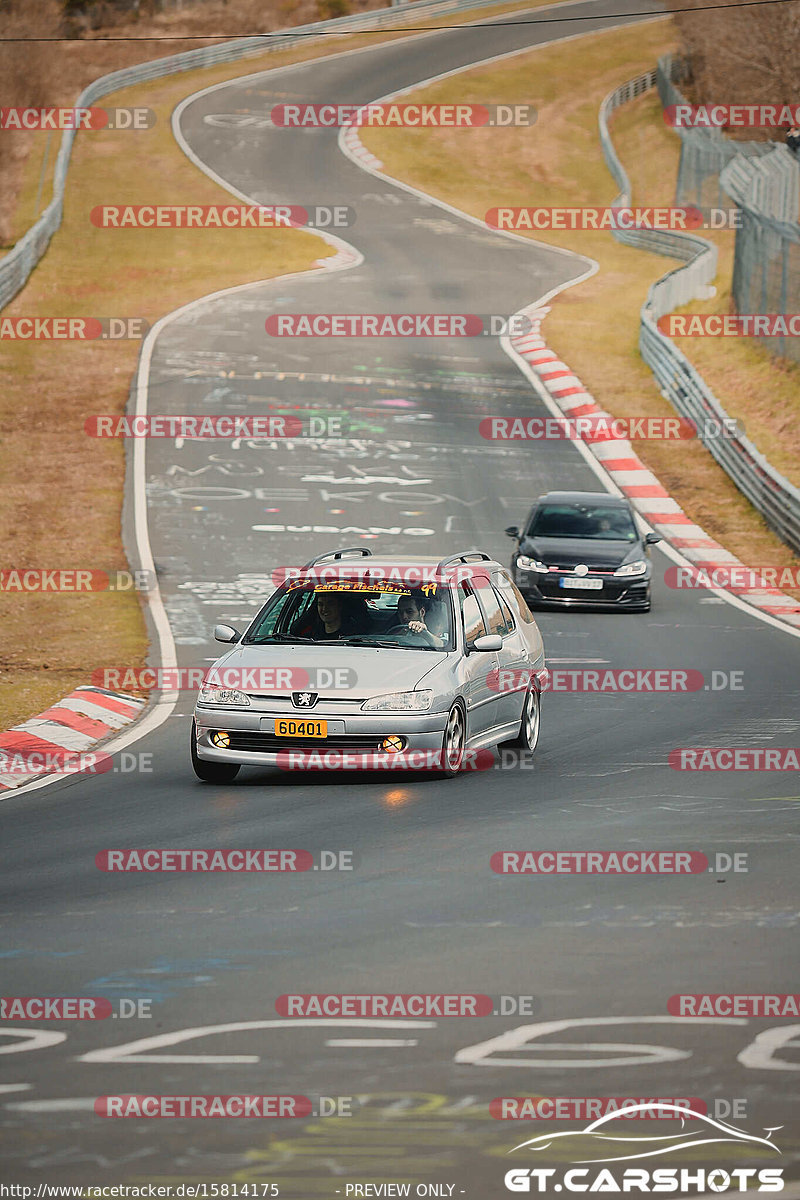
[224, 731, 390, 753]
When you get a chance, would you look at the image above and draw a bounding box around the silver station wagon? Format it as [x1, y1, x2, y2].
[190, 547, 547, 781]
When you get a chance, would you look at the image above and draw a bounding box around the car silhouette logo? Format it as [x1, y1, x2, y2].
[508, 1103, 783, 1164]
[292, 691, 318, 709]
[574, 563, 589, 576]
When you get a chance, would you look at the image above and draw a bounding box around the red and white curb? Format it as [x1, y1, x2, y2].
[0, 686, 147, 792]
[510, 305, 800, 629]
[341, 123, 384, 172]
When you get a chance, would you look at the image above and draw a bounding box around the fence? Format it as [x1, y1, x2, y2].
[657, 53, 800, 366]
[599, 73, 800, 555]
[0, 0, 509, 311]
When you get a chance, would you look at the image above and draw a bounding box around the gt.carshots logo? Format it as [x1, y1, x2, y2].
[503, 1104, 784, 1192]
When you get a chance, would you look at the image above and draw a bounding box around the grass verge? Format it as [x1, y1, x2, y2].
[359, 17, 800, 595]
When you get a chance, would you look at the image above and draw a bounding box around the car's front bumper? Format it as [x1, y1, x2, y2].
[194, 705, 449, 767]
[513, 568, 650, 608]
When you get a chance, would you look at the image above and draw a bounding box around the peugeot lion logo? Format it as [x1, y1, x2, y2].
[292, 691, 318, 709]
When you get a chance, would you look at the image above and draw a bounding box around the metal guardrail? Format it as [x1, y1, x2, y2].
[599, 72, 800, 556]
[0, 0, 512, 311]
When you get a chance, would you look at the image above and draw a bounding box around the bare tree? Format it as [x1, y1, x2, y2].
[666, 0, 800, 127]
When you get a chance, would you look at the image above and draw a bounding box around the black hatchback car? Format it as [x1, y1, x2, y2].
[505, 491, 661, 611]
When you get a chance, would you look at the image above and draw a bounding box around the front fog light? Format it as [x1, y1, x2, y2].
[381, 736, 406, 753]
[211, 731, 231, 748]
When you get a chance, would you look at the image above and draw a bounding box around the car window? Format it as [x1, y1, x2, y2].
[506, 579, 537, 624]
[495, 587, 516, 633]
[460, 585, 487, 644]
[243, 580, 454, 649]
[478, 585, 506, 637]
[527, 503, 637, 541]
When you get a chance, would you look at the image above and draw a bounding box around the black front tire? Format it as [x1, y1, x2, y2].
[191, 720, 240, 783]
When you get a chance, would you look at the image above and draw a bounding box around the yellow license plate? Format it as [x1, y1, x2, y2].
[275, 719, 328, 738]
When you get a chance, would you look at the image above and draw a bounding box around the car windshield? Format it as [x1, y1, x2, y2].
[243, 580, 455, 650]
[528, 503, 638, 541]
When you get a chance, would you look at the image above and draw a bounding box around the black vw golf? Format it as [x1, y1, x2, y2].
[506, 491, 661, 611]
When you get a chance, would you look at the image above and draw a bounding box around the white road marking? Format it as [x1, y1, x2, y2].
[325, 1038, 419, 1047]
[454, 1015, 748, 1069]
[78, 1018, 436, 1064]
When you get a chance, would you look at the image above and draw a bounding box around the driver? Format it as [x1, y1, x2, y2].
[395, 590, 445, 648]
[293, 590, 366, 640]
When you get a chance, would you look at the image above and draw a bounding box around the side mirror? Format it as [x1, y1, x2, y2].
[505, 526, 520, 539]
[644, 532, 662, 545]
[471, 633, 503, 652]
[214, 624, 241, 644]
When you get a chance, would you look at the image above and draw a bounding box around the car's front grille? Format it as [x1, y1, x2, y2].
[249, 694, 368, 705]
[225, 731, 389, 753]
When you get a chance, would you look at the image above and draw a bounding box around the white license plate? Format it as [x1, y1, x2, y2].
[560, 577, 603, 590]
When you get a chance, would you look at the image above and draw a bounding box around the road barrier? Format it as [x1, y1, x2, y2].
[599, 71, 800, 556]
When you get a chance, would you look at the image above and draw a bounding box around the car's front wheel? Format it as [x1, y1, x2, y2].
[502, 685, 541, 753]
[190, 720, 240, 783]
[440, 703, 466, 777]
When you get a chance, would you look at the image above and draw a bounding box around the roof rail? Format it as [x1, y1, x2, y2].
[436, 549, 493, 574]
[301, 546, 373, 569]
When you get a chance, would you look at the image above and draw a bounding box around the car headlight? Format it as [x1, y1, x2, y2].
[614, 559, 648, 578]
[362, 690, 434, 712]
[198, 685, 251, 706]
[517, 554, 548, 572]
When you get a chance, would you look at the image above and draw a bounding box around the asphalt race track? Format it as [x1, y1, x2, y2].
[2, 0, 800, 1191]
